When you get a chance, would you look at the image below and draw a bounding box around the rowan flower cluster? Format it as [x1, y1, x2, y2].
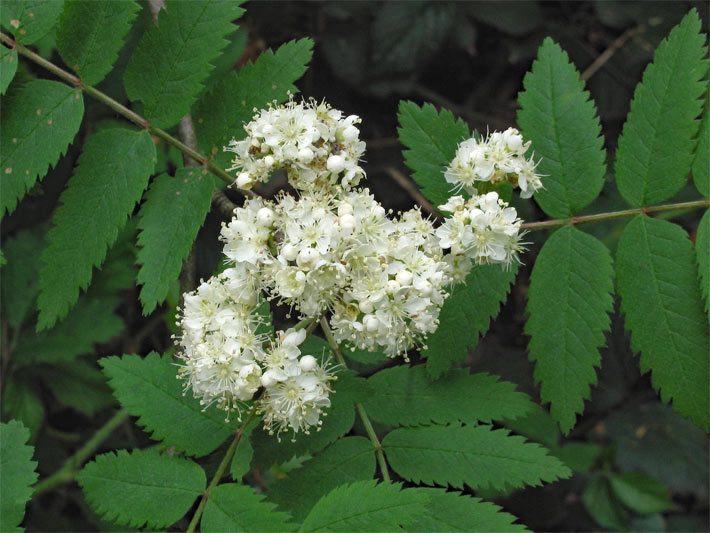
[444, 128, 543, 198]
[176, 98, 540, 438]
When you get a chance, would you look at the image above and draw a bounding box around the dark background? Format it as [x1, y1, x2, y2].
[3, 1, 709, 531]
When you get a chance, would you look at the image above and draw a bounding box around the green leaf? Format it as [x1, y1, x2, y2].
[0, 79, 84, 215]
[0, 421, 38, 532]
[616, 215, 709, 429]
[582, 476, 628, 531]
[0, 45, 17, 94]
[267, 437, 376, 521]
[14, 295, 123, 367]
[137, 169, 215, 314]
[614, 10, 708, 207]
[422, 263, 518, 379]
[37, 128, 155, 330]
[2, 376, 44, 438]
[56, 0, 140, 85]
[229, 423, 254, 481]
[78, 448, 205, 529]
[123, 0, 244, 128]
[0, 0, 63, 45]
[517, 38, 606, 217]
[526, 226, 614, 433]
[100, 352, 239, 456]
[194, 38, 314, 167]
[0, 227, 44, 329]
[202, 484, 295, 533]
[552, 442, 602, 474]
[300, 480, 428, 532]
[202, 26, 248, 93]
[252, 370, 366, 467]
[696, 210, 709, 309]
[39, 359, 115, 416]
[383, 424, 571, 492]
[364, 365, 533, 426]
[408, 489, 525, 532]
[397, 101, 470, 207]
[609, 472, 673, 514]
[693, 104, 709, 197]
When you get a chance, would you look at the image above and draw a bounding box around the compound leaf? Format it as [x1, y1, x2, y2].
[137, 169, 216, 314]
[383, 424, 571, 492]
[517, 38, 606, 217]
[364, 365, 533, 426]
[202, 484, 295, 533]
[526, 226, 614, 433]
[300, 480, 428, 532]
[268, 437, 376, 521]
[615, 9, 708, 207]
[124, 0, 244, 128]
[100, 352, 239, 456]
[0, 420, 38, 532]
[37, 128, 155, 330]
[78, 448, 205, 529]
[423, 263, 518, 379]
[397, 101, 470, 207]
[57, 0, 140, 85]
[616, 215, 709, 429]
[1, 79, 84, 215]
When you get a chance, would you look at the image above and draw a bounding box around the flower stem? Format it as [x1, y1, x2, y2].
[186, 407, 257, 533]
[33, 409, 130, 496]
[521, 199, 709, 231]
[0, 32, 254, 197]
[319, 318, 391, 482]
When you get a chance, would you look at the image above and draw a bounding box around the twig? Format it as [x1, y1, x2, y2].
[382, 166, 440, 219]
[33, 410, 130, 496]
[319, 318, 391, 482]
[581, 26, 644, 82]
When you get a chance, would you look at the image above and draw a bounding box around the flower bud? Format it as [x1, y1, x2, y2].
[236, 172, 253, 189]
[257, 207, 274, 226]
[395, 270, 413, 286]
[299, 355, 318, 372]
[327, 155, 345, 173]
[281, 243, 298, 261]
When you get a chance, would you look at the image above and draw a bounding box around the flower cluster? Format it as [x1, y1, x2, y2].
[177, 98, 541, 438]
[444, 128, 543, 198]
[225, 98, 366, 192]
[436, 193, 524, 280]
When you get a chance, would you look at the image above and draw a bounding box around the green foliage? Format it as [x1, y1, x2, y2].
[517, 38, 606, 217]
[39, 359, 115, 416]
[422, 264, 518, 378]
[268, 437, 376, 520]
[1, 227, 43, 329]
[692, 105, 709, 197]
[616, 215, 709, 429]
[410, 489, 525, 532]
[614, 10, 708, 207]
[252, 370, 367, 467]
[0, 421, 38, 532]
[526, 226, 614, 433]
[299, 480, 428, 532]
[100, 352, 239, 456]
[696, 210, 710, 309]
[397, 101, 470, 207]
[0, 45, 17, 94]
[14, 295, 123, 366]
[37, 128, 155, 330]
[123, 0, 244, 128]
[229, 422, 255, 481]
[364, 365, 533, 426]
[202, 484, 295, 532]
[137, 169, 216, 314]
[609, 471, 673, 515]
[56, 0, 140, 85]
[0, 79, 84, 215]
[582, 476, 628, 530]
[2, 377, 44, 437]
[194, 38, 314, 166]
[0, 0, 63, 45]
[78, 448, 205, 529]
[383, 424, 571, 492]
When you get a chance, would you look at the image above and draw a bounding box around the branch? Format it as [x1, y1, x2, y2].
[521, 199, 710, 231]
[0, 32, 254, 198]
